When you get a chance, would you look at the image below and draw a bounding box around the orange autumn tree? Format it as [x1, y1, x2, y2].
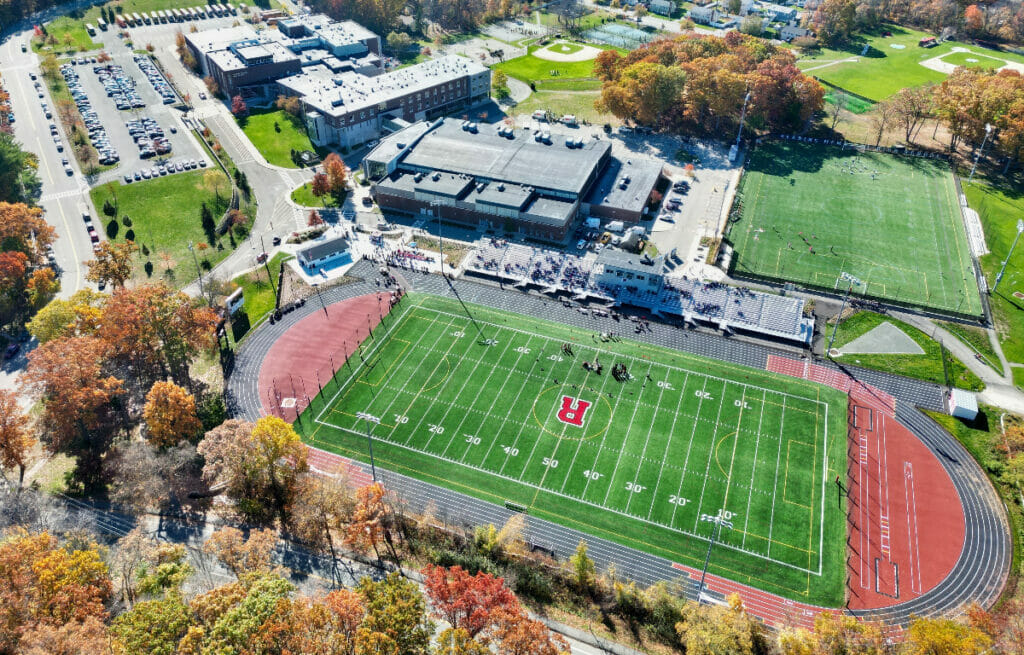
[0, 389, 34, 487]
[143, 381, 202, 448]
[85, 240, 138, 289]
[21, 335, 122, 457]
[100, 283, 218, 386]
[0, 202, 57, 265]
[422, 565, 521, 639]
[0, 530, 112, 653]
[345, 482, 398, 562]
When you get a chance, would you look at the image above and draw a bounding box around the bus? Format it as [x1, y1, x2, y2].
[228, 4, 238, 15]
[131, 12, 142, 25]
[85, 23, 96, 36]
[141, 12, 151, 24]
[97, 17, 107, 30]
[115, 14, 127, 27]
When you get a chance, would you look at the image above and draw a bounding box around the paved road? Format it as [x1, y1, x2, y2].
[226, 260, 1009, 626]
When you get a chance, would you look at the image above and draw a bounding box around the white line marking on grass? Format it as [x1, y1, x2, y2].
[625, 368, 668, 516]
[424, 323, 515, 452]
[720, 387, 747, 511]
[742, 389, 769, 549]
[437, 332, 520, 458]
[646, 371, 690, 521]
[557, 345, 625, 495]
[817, 401, 829, 575]
[692, 381, 730, 533]
[375, 316, 460, 444]
[669, 378, 709, 528]
[766, 396, 787, 560]
[600, 363, 654, 507]
[315, 418, 819, 574]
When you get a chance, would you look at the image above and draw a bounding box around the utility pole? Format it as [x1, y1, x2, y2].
[828, 272, 862, 357]
[431, 200, 445, 277]
[994, 219, 1024, 293]
[729, 91, 751, 163]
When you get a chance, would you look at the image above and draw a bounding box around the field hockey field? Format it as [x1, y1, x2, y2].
[728, 141, 982, 317]
[297, 294, 848, 604]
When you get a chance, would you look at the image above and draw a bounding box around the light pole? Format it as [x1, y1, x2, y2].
[188, 241, 206, 304]
[993, 219, 1024, 293]
[696, 513, 733, 603]
[828, 271, 862, 358]
[968, 123, 993, 184]
[356, 411, 379, 482]
[312, 282, 328, 317]
[729, 91, 752, 163]
[430, 199, 445, 277]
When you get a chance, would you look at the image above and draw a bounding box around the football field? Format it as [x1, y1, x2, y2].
[298, 294, 847, 604]
[728, 141, 982, 317]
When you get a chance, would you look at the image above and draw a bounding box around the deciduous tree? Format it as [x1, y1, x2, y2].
[357, 572, 433, 655]
[18, 616, 114, 655]
[311, 172, 330, 204]
[27, 268, 60, 310]
[676, 594, 761, 655]
[422, 565, 521, 638]
[85, 240, 137, 288]
[99, 283, 218, 386]
[21, 335, 122, 465]
[0, 202, 56, 266]
[27, 289, 106, 343]
[111, 595, 190, 655]
[0, 389, 33, 487]
[569, 540, 596, 591]
[489, 609, 569, 655]
[143, 381, 203, 447]
[902, 617, 991, 654]
[345, 482, 397, 561]
[323, 152, 348, 197]
[196, 417, 308, 524]
[202, 527, 277, 578]
[231, 94, 247, 116]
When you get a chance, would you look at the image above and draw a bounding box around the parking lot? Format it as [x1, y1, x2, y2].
[62, 53, 206, 176]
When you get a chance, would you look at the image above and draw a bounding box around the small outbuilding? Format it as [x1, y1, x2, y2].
[948, 388, 979, 422]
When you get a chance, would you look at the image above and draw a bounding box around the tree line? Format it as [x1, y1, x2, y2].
[594, 32, 826, 133]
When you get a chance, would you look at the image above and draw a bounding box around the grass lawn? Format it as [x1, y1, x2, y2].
[493, 45, 601, 82]
[514, 90, 616, 124]
[299, 293, 848, 605]
[233, 252, 292, 322]
[33, 16, 98, 54]
[535, 9, 617, 31]
[825, 91, 873, 115]
[938, 320, 1003, 377]
[941, 51, 1007, 69]
[966, 181, 1024, 366]
[89, 169, 236, 286]
[291, 182, 345, 208]
[238, 108, 322, 168]
[727, 141, 982, 317]
[829, 311, 983, 390]
[1015, 367, 1024, 390]
[795, 24, 1024, 100]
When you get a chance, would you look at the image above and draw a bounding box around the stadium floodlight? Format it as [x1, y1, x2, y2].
[696, 513, 733, 604]
[968, 123, 993, 185]
[827, 272, 863, 357]
[430, 200, 445, 277]
[356, 411, 380, 481]
[312, 282, 328, 317]
[993, 219, 1024, 293]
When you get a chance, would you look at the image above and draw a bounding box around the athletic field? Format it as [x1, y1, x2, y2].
[728, 141, 982, 317]
[298, 294, 847, 604]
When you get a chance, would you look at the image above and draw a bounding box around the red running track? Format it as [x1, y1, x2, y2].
[258, 292, 394, 422]
[766, 356, 965, 611]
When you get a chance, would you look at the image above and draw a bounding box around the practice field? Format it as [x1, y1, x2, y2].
[298, 294, 848, 604]
[728, 141, 982, 317]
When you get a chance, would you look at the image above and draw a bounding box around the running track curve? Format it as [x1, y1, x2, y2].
[225, 261, 1009, 629]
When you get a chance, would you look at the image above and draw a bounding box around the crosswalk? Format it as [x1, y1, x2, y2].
[39, 188, 81, 202]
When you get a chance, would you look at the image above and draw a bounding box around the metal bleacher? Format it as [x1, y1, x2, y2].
[465, 241, 813, 345]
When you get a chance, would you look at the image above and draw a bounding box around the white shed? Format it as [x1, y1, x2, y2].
[949, 388, 979, 422]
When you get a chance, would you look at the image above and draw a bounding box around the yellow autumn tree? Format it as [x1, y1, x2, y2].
[143, 381, 202, 448]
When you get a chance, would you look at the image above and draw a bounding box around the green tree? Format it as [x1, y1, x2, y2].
[112, 595, 192, 655]
[569, 540, 595, 591]
[492, 69, 511, 101]
[0, 134, 30, 204]
[358, 573, 433, 655]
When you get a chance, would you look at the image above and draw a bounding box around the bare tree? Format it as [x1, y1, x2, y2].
[868, 99, 897, 146]
[828, 90, 848, 132]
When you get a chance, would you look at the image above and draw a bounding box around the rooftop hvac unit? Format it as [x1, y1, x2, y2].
[432, 172, 441, 181]
[414, 172, 424, 182]
[497, 183, 505, 191]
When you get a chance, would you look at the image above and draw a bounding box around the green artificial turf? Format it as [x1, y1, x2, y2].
[795, 25, 1024, 101]
[297, 294, 848, 605]
[829, 311, 984, 390]
[238, 108, 322, 168]
[967, 182, 1024, 367]
[89, 170, 235, 286]
[728, 141, 982, 317]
